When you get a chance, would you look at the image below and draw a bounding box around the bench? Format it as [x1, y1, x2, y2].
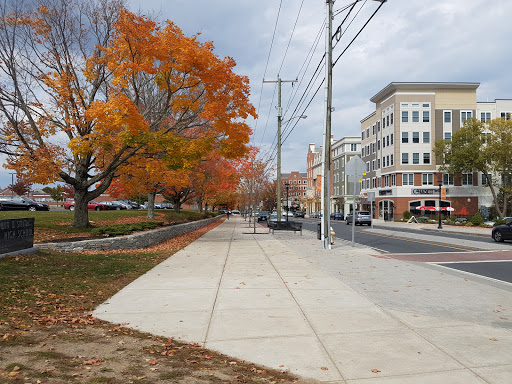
[268, 220, 302, 235]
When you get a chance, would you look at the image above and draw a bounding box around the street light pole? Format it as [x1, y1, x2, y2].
[9, 173, 15, 197]
[467, 197, 471, 221]
[438, 180, 443, 229]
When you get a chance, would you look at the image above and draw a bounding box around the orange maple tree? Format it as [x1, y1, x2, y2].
[0, 1, 255, 227]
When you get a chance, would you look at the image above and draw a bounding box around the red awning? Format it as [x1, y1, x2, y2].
[419, 206, 437, 211]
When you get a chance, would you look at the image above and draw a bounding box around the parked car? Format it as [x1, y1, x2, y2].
[64, 200, 107, 211]
[293, 211, 305, 218]
[309, 211, 320, 219]
[0, 196, 50, 211]
[492, 221, 512, 242]
[101, 201, 127, 210]
[231, 209, 241, 214]
[330, 212, 344, 220]
[267, 212, 286, 225]
[257, 211, 269, 222]
[116, 200, 141, 209]
[346, 211, 372, 226]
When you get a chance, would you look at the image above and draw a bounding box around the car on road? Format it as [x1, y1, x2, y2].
[330, 212, 344, 220]
[293, 211, 305, 218]
[64, 200, 107, 211]
[0, 196, 50, 211]
[346, 211, 372, 226]
[101, 201, 127, 210]
[257, 210, 269, 222]
[309, 211, 320, 219]
[492, 220, 512, 242]
[267, 212, 286, 225]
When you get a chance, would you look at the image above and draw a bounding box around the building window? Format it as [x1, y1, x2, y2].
[402, 132, 408, 143]
[390, 113, 394, 125]
[373, 125, 376, 135]
[351, 143, 357, 151]
[422, 173, 434, 185]
[422, 103, 430, 108]
[444, 111, 452, 123]
[462, 173, 473, 185]
[412, 132, 419, 143]
[402, 111, 408, 122]
[402, 153, 409, 164]
[377, 121, 380, 131]
[413, 153, 419, 164]
[382, 139, 385, 148]
[386, 135, 390, 146]
[403, 173, 414, 185]
[362, 147, 365, 157]
[372, 160, 375, 171]
[377, 159, 381, 169]
[482, 173, 492, 186]
[412, 111, 419, 123]
[481, 112, 491, 122]
[422, 132, 430, 143]
[461, 111, 472, 123]
[423, 111, 430, 123]
[372, 177, 376, 188]
[378, 140, 380, 150]
[366, 128, 370, 138]
[423, 153, 430, 164]
[443, 174, 454, 185]
[391, 154, 394, 166]
[361, 132, 364, 140]
[401, 103, 408, 108]
[444, 132, 452, 141]
[391, 174, 396, 186]
[382, 157, 385, 168]
[412, 103, 419, 108]
[501, 112, 512, 120]
[386, 115, 390, 127]
[391, 134, 394, 144]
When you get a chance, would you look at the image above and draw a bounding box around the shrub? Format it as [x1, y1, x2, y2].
[91, 222, 164, 237]
[403, 211, 412, 220]
[470, 211, 484, 226]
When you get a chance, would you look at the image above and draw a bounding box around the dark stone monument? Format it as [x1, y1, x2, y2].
[0, 218, 35, 255]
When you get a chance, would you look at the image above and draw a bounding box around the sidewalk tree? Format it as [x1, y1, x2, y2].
[434, 117, 512, 218]
[0, 1, 255, 227]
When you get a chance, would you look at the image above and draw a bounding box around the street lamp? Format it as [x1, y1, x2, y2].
[284, 182, 290, 222]
[438, 179, 443, 229]
[9, 172, 16, 197]
[467, 197, 471, 220]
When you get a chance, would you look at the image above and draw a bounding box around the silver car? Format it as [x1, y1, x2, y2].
[346, 211, 372, 226]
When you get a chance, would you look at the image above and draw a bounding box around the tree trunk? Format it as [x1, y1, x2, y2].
[72, 189, 91, 228]
[146, 191, 156, 220]
[197, 197, 204, 212]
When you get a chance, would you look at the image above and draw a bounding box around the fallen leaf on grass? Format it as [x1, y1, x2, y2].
[83, 358, 103, 366]
[371, 369, 381, 373]
[490, 338, 498, 341]
[149, 360, 157, 365]
[321, 367, 328, 370]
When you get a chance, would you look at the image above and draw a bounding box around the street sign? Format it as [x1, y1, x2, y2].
[346, 155, 366, 182]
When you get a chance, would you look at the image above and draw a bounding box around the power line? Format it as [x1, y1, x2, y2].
[277, 0, 305, 76]
[250, 0, 283, 145]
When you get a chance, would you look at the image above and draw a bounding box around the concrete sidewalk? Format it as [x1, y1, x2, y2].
[94, 217, 512, 383]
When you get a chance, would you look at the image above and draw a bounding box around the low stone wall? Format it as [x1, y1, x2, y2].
[37, 215, 223, 252]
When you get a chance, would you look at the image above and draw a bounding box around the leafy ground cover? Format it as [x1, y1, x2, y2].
[0, 217, 313, 384]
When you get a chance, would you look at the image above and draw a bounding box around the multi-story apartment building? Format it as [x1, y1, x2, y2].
[332, 136, 361, 214]
[281, 171, 308, 211]
[306, 143, 323, 214]
[359, 82, 506, 221]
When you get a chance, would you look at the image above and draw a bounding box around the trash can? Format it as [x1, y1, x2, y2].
[317, 223, 321, 240]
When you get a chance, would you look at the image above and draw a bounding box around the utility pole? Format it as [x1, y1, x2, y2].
[322, 0, 334, 249]
[263, 77, 297, 222]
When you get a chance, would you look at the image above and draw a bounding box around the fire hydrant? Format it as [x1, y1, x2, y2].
[330, 227, 335, 245]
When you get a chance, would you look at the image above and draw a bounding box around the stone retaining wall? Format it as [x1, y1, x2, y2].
[37, 215, 223, 252]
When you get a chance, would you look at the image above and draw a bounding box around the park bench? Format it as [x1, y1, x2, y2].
[267, 220, 303, 235]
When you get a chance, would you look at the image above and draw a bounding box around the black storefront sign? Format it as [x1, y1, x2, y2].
[0, 218, 35, 255]
[411, 188, 449, 195]
[379, 189, 393, 196]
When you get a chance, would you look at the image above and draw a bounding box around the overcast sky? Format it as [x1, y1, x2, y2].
[2, 0, 512, 187]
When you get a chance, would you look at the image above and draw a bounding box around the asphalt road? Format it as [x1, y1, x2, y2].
[298, 218, 489, 253]
[289, 218, 512, 285]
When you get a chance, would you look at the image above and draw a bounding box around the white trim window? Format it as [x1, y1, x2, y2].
[422, 173, 434, 185]
[423, 153, 430, 164]
[403, 173, 414, 185]
[444, 132, 452, 141]
[444, 111, 452, 123]
[480, 112, 491, 122]
[461, 110, 473, 124]
[402, 153, 409, 164]
[443, 174, 454, 185]
[462, 173, 473, 185]
[423, 132, 430, 143]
